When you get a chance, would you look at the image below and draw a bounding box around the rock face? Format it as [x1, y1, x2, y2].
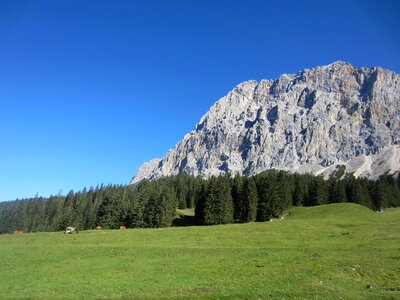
[131, 62, 400, 184]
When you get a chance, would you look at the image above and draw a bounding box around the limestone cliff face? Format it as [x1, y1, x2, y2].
[131, 62, 400, 183]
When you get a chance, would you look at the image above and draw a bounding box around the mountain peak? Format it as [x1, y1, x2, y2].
[325, 60, 352, 68]
[130, 63, 400, 184]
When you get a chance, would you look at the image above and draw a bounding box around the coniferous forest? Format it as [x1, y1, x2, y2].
[0, 171, 399, 234]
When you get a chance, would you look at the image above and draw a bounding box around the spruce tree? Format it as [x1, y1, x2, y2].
[293, 174, 308, 206]
[202, 176, 233, 225]
[328, 178, 346, 203]
[256, 173, 280, 221]
[194, 183, 207, 225]
[277, 171, 292, 216]
[242, 176, 258, 222]
[306, 176, 328, 206]
[232, 174, 244, 222]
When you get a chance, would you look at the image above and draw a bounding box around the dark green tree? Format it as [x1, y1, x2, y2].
[202, 176, 233, 225]
[232, 174, 244, 222]
[256, 173, 280, 221]
[328, 178, 346, 203]
[306, 176, 328, 206]
[242, 176, 258, 222]
[293, 173, 308, 206]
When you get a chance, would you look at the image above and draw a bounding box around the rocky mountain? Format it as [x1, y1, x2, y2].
[131, 62, 400, 184]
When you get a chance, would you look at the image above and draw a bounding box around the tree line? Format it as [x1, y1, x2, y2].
[0, 171, 399, 233]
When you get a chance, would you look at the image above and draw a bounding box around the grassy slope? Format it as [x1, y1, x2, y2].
[0, 203, 399, 299]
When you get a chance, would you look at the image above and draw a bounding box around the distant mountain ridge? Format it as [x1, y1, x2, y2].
[131, 62, 400, 184]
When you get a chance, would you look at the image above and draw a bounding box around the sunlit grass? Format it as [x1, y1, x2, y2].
[0, 203, 399, 299]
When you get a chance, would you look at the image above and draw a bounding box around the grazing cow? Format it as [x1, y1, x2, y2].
[119, 226, 126, 230]
[14, 230, 23, 235]
[64, 227, 78, 234]
[95, 226, 102, 230]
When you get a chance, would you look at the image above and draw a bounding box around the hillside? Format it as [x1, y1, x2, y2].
[131, 62, 400, 183]
[1, 203, 399, 299]
[288, 202, 374, 220]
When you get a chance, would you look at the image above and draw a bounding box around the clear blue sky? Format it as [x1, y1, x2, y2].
[0, 0, 399, 201]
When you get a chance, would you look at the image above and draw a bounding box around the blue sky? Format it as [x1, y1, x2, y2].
[0, 0, 399, 201]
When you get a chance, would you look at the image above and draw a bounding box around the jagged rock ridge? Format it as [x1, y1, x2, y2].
[131, 62, 400, 183]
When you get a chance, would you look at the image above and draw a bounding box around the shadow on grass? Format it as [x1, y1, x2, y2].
[172, 215, 196, 227]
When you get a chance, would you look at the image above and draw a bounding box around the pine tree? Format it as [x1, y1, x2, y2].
[328, 178, 346, 203]
[242, 176, 258, 222]
[370, 181, 386, 211]
[194, 182, 207, 225]
[306, 176, 328, 206]
[202, 176, 233, 225]
[176, 174, 188, 209]
[96, 187, 128, 229]
[220, 175, 234, 224]
[232, 174, 244, 222]
[256, 173, 280, 221]
[293, 174, 308, 206]
[345, 177, 372, 208]
[44, 196, 63, 230]
[277, 171, 292, 216]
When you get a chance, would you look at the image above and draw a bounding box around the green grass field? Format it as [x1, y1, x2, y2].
[0, 203, 399, 299]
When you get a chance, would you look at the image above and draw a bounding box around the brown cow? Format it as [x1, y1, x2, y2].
[14, 230, 23, 235]
[95, 226, 102, 230]
[119, 226, 126, 230]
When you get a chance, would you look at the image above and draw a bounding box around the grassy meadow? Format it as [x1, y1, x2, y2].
[0, 203, 399, 299]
